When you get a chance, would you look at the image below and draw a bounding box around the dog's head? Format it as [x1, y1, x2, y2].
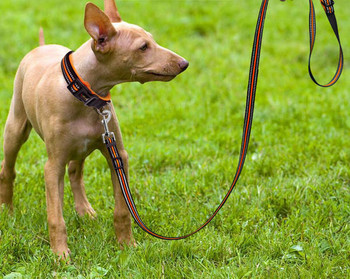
[84, 1, 188, 84]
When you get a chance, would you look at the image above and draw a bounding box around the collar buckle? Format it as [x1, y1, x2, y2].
[67, 79, 106, 109]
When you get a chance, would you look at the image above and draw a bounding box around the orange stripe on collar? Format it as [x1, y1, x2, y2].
[61, 51, 111, 109]
[67, 54, 111, 102]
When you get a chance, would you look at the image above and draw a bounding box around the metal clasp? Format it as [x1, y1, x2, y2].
[97, 108, 115, 141]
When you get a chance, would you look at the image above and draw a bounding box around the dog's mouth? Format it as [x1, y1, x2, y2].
[146, 72, 177, 78]
[143, 71, 177, 82]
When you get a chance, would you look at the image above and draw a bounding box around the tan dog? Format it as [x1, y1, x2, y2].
[0, 0, 188, 258]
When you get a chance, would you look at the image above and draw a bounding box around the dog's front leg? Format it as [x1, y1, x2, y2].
[101, 146, 136, 248]
[44, 158, 70, 258]
[99, 109, 136, 248]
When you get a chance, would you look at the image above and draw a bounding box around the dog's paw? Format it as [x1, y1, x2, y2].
[53, 248, 71, 264]
[118, 236, 137, 250]
[75, 203, 97, 219]
[0, 200, 13, 213]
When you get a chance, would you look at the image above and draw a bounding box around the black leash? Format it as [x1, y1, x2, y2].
[62, 0, 343, 240]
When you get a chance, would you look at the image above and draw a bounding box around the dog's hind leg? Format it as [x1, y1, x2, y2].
[0, 74, 32, 210]
[68, 160, 96, 218]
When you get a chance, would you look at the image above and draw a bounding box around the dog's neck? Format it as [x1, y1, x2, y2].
[72, 41, 116, 97]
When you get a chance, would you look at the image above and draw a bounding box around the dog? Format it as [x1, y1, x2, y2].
[0, 0, 188, 259]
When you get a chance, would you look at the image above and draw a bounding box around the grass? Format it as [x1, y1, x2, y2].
[1, 0, 350, 277]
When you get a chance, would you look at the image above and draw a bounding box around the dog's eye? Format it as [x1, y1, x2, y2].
[139, 43, 148, 51]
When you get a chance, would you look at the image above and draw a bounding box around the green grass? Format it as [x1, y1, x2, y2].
[1, 0, 350, 277]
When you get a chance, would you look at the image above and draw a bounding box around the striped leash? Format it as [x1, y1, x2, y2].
[100, 0, 343, 239]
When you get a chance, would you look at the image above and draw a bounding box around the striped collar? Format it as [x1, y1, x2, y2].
[61, 51, 111, 109]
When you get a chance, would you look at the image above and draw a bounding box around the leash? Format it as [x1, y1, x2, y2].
[61, 0, 343, 239]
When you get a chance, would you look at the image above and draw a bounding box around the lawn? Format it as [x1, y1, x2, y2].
[1, 0, 350, 278]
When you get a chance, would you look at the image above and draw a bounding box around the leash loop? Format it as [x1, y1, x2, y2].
[308, 0, 343, 87]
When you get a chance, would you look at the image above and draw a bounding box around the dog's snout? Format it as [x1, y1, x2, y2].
[178, 59, 189, 72]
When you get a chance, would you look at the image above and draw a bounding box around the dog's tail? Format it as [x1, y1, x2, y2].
[39, 27, 45, 46]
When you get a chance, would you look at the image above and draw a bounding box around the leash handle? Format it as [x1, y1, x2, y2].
[103, 0, 344, 240]
[308, 0, 343, 87]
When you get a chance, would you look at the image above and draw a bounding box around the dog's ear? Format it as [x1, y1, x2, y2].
[104, 0, 122, 22]
[84, 3, 117, 54]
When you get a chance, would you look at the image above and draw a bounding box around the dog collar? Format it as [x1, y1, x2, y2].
[61, 51, 111, 109]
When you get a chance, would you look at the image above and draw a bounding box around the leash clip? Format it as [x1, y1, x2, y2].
[97, 109, 115, 142]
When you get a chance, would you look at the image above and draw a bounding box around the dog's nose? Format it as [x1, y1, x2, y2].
[178, 59, 189, 72]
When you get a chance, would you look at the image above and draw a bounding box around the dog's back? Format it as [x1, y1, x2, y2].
[14, 45, 71, 136]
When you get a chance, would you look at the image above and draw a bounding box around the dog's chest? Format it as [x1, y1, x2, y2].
[81, 138, 93, 153]
[68, 118, 104, 156]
